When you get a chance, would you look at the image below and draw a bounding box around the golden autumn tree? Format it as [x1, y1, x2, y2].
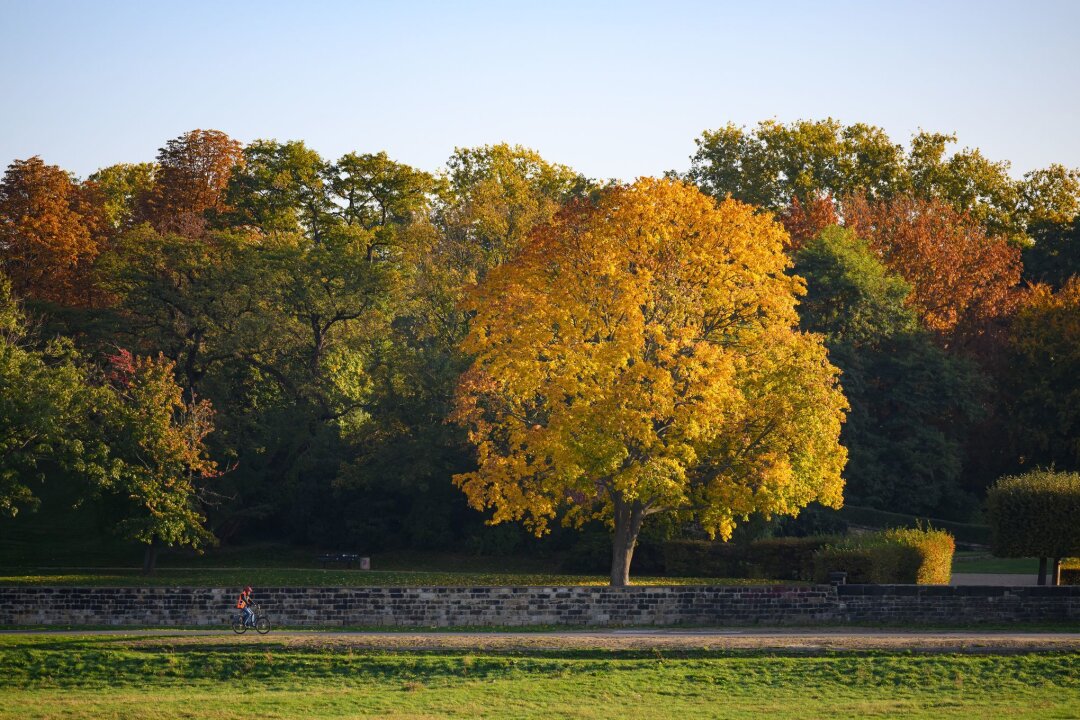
[0, 157, 104, 306]
[452, 179, 848, 585]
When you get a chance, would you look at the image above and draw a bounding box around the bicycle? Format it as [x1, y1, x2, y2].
[230, 602, 271, 634]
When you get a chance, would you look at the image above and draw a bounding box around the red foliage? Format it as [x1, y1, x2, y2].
[778, 193, 839, 251]
[105, 348, 137, 388]
[842, 193, 1022, 344]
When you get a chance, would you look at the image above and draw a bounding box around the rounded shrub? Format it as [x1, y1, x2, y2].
[986, 469, 1080, 558]
[812, 527, 954, 584]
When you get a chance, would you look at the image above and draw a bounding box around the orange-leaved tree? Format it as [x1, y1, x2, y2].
[0, 157, 104, 306]
[843, 193, 1021, 343]
[452, 178, 848, 585]
[778, 192, 839, 252]
[139, 129, 243, 235]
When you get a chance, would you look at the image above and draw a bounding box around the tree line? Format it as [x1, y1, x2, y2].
[1, 120, 1077, 578]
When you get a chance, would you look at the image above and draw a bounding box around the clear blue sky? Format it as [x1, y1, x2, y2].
[1, 0, 1077, 181]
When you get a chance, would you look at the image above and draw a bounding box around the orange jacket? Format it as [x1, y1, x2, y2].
[236, 592, 250, 609]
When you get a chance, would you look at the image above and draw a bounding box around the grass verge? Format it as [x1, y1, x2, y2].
[0, 568, 785, 587]
[0, 635, 1076, 719]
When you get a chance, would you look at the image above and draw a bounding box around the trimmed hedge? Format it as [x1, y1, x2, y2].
[986, 469, 1080, 558]
[1062, 559, 1080, 586]
[812, 527, 955, 584]
[743, 537, 839, 581]
[662, 540, 744, 578]
[663, 536, 837, 580]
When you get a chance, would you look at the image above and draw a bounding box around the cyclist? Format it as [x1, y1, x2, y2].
[236, 586, 255, 627]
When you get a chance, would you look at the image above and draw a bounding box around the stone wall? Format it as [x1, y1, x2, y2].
[1, 584, 1077, 627]
[834, 585, 1080, 624]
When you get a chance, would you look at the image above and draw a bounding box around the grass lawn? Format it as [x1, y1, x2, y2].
[0, 635, 1076, 719]
[0, 549, 1063, 587]
[0, 567, 779, 587]
[951, 552, 1040, 575]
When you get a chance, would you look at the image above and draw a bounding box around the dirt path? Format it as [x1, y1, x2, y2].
[4, 628, 1079, 653]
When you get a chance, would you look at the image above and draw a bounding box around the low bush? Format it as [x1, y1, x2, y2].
[882, 527, 955, 584]
[986, 469, 1080, 559]
[663, 536, 838, 580]
[1062, 559, 1080, 586]
[662, 540, 744, 577]
[744, 536, 839, 581]
[812, 527, 955, 584]
[812, 545, 881, 583]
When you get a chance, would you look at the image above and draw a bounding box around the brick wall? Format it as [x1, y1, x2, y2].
[1, 584, 1077, 627]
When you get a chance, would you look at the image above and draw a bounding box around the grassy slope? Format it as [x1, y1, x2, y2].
[0, 635, 1076, 719]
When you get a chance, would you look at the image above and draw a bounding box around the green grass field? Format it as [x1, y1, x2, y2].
[0, 635, 1076, 719]
[951, 551, 1039, 575]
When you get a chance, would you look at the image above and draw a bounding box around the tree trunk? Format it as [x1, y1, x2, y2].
[610, 497, 646, 587]
[1038, 557, 1047, 586]
[142, 541, 159, 576]
[1051, 557, 1061, 587]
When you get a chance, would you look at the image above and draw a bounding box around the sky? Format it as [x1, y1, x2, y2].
[1, 0, 1078, 182]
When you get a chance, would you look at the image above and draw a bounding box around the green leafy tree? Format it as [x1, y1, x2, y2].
[97, 226, 254, 390]
[1023, 216, 1080, 288]
[1019, 164, 1080, 227]
[686, 120, 1076, 247]
[685, 119, 907, 210]
[0, 277, 108, 516]
[86, 163, 156, 232]
[408, 143, 591, 366]
[1004, 279, 1080, 469]
[97, 350, 219, 573]
[330, 151, 441, 260]
[795, 226, 984, 515]
[436, 143, 588, 281]
[222, 140, 336, 241]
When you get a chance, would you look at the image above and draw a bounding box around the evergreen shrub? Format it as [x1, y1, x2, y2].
[986, 469, 1080, 559]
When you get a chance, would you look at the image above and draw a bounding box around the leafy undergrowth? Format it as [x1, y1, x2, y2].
[0, 636, 1076, 719]
[0, 568, 785, 587]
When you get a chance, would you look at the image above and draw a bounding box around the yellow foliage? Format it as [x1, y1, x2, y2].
[451, 178, 847, 542]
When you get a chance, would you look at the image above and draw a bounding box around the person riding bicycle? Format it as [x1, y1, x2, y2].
[236, 586, 255, 627]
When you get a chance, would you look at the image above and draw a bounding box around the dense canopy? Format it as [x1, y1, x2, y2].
[1, 120, 1077, 582]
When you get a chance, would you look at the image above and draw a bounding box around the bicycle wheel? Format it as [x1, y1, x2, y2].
[231, 614, 247, 634]
[255, 616, 271, 634]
